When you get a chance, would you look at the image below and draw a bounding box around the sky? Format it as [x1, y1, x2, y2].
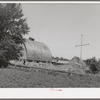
[22, 3, 100, 60]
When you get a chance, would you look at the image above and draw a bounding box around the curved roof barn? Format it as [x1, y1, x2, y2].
[21, 39, 52, 62]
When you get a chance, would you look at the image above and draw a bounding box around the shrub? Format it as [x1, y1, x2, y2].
[85, 57, 100, 74]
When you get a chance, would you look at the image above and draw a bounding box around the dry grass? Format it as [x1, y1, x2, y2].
[0, 66, 99, 88]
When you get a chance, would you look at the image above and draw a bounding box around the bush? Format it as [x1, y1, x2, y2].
[0, 60, 9, 68]
[90, 63, 99, 74]
[85, 57, 100, 74]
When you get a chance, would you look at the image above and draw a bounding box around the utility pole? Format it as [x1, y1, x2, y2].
[75, 35, 89, 60]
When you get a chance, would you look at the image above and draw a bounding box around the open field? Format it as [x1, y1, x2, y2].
[0, 65, 99, 88]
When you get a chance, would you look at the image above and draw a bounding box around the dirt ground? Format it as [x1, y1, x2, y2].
[0, 66, 99, 88]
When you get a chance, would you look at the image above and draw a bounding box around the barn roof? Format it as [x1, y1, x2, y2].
[21, 39, 52, 62]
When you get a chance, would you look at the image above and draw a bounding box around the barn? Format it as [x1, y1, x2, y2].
[20, 38, 52, 63]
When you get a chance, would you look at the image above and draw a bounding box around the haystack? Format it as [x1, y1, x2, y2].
[65, 57, 86, 74]
[68, 56, 86, 68]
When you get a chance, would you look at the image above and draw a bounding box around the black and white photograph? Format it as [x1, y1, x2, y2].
[0, 2, 100, 89]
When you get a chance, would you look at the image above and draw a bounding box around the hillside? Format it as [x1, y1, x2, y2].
[0, 66, 99, 88]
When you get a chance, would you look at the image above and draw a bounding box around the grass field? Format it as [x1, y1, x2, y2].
[0, 66, 99, 88]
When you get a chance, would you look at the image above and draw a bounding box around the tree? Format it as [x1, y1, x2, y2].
[0, 3, 29, 67]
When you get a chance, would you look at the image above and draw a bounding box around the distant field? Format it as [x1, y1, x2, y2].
[0, 66, 99, 88]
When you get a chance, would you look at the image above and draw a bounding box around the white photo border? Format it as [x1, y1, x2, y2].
[0, 1, 100, 99]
